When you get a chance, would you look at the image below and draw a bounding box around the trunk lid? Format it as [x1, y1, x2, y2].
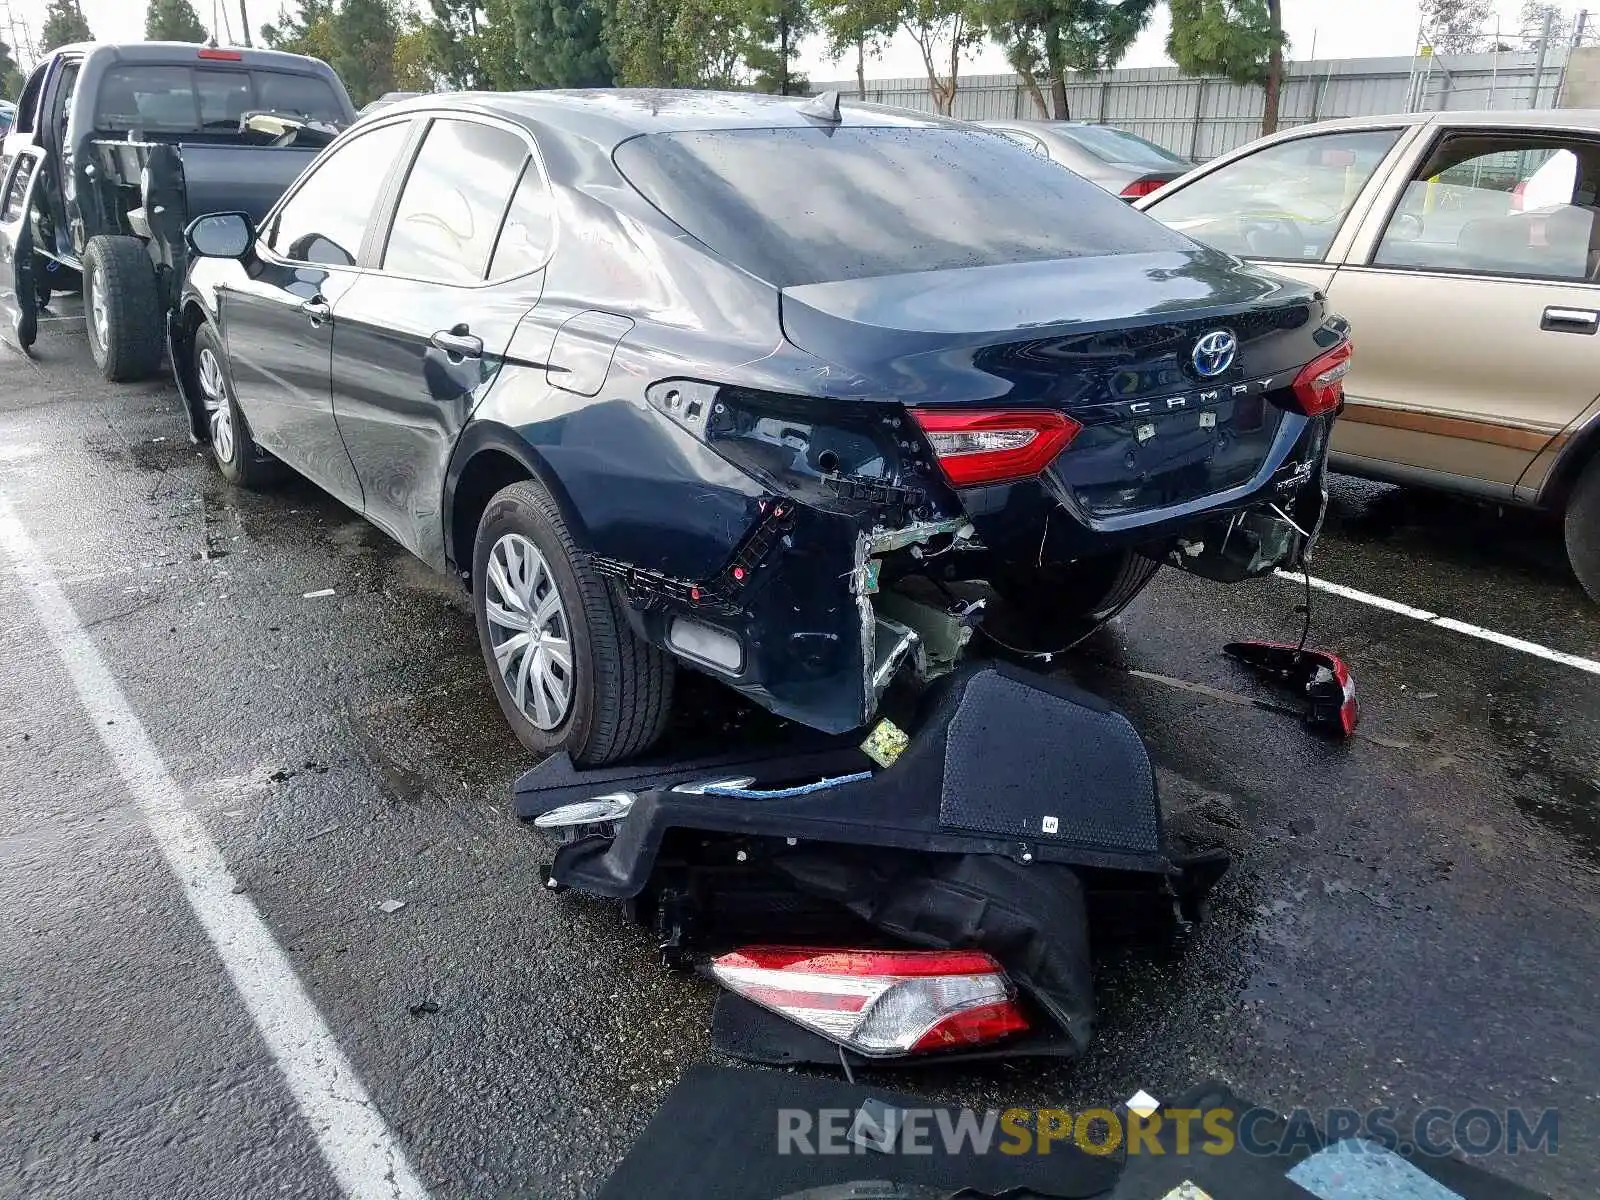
[779, 248, 1326, 522]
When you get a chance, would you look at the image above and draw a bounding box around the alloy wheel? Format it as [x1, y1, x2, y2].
[197, 346, 235, 464]
[485, 532, 573, 730]
[89, 269, 109, 351]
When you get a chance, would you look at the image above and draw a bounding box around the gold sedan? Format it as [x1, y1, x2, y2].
[1140, 110, 1600, 601]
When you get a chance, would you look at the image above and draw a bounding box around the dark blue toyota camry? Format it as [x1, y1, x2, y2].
[173, 89, 1351, 765]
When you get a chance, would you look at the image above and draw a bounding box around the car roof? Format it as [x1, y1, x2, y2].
[365, 88, 958, 146]
[53, 41, 336, 73]
[1264, 109, 1600, 134]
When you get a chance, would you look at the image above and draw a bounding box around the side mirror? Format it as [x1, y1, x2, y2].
[186, 211, 254, 259]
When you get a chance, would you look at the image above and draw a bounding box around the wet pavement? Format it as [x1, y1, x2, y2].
[2, 306, 1598, 1199]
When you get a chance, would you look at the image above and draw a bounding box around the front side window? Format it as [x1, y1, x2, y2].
[382, 119, 530, 284]
[270, 121, 411, 266]
[14, 63, 46, 133]
[1145, 128, 1401, 262]
[1374, 134, 1600, 281]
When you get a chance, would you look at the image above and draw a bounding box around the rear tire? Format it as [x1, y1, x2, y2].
[190, 321, 284, 489]
[1565, 455, 1600, 602]
[986, 550, 1161, 654]
[83, 235, 163, 382]
[473, 480, 674, 765]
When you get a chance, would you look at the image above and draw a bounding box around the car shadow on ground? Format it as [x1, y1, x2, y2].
[1324, 474, 1578, 589]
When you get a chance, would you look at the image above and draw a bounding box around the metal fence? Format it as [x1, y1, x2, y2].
[815, 50, 1571, 160]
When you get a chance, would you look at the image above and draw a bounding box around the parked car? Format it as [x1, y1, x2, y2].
[0, 41, 354, 378]
[174, 90, 1350, 765]
[1137, 110, 1600, 600]
[980, 119, 1195, 198]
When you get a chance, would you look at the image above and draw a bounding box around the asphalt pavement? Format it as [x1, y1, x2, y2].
[2, 301, 1598, 1200]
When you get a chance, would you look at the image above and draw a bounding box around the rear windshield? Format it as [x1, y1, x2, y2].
[94, 65, 344, 132]
[612, 126, 1190, 287]
[1057, 125, 1189, 168]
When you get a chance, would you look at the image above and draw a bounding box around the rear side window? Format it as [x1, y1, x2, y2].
[487, 158, 555, 279]
[94, 65, 344, 131]
[612, 126, 1189, 287]
[382, 119, 529, 284]
[1060, 125, 1189, 168]
[269, 121, 411, 265]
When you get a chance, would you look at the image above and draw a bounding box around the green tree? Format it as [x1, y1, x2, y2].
[815, 0, 897, 97]
[511, 0, 614, 88]
[899, 0, 982, 114]
[604, 0, 745, 87]
[971, 0, 1153, 118]
[146, 0, 210, 41]
[261, 0, 337, 60]
[330, 0, 400, 104]
[738, 0, 814, 93]
[393, 15, 436, 90]
[1167, 0, 1285, 135]
[421, 0, 530, 88]
[40, 0, 94, 50]
[0, 39, 24, 100]
[1420, 0, 1491, 53]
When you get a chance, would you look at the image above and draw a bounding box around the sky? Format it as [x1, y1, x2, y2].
[3, 0, 1568, 82]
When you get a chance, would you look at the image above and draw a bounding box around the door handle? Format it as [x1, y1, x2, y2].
[1541, 305, 1599, 334]
[300, 297, 331, 326]
[431, 325, 483, 359]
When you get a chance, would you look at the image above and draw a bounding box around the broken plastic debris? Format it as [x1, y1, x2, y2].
[407, 999, 441, 1017]
[378, 899, 406, 914]
[860, 718, 908, 768]
[303, 588, 335, 599]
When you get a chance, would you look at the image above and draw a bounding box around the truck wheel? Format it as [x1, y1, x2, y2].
[83, 235, 163, 382]
[191, 321, 284, 490]
[987, 550, 1161, 654]
[1565, 455, 1600, 602]
[473, 479, 674, 766]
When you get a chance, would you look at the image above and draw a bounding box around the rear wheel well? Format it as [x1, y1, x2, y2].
[450, 449, 533, 580]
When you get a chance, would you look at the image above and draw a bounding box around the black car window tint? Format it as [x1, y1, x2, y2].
[195, 69, 253, 128]
[382, 119, 528, 284]
[487, 155, 554, 280]
[94, 66, 199, 131]
[252, 72, 344, 122]
[271, 121, 411, 267]
[612, 126, 1189, 287]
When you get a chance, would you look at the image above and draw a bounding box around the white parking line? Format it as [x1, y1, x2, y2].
[1277, 569, 1600, 677]
[0, 493, 428, 1200]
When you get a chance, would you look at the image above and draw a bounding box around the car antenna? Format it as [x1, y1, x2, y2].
[798, 90, 842, 125]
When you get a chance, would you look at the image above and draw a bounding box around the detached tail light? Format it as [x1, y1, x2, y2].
[909, 408, 1081, 487]
[1120, 176, 1167, 199]
[1289, 341, 1353, 417]
[710, 946, 1029, 1057]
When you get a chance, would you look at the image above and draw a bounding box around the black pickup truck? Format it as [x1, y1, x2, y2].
[0, 41, 354, 379]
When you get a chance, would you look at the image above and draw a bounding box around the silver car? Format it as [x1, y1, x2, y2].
[980, 120, 1195, 198]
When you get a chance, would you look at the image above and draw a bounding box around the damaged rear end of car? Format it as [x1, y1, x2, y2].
[544, 117, 1349, 738]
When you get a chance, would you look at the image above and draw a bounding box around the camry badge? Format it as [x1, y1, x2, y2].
[1192, 329, 1237, 378]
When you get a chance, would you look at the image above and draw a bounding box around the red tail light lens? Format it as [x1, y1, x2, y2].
[710, 946, 1029, 1058]
[909, 408, 1081, 486]
[198, 48, 245, 60]
[1290, 341, 1353, 416]
[1120, 176, 1167, 199]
